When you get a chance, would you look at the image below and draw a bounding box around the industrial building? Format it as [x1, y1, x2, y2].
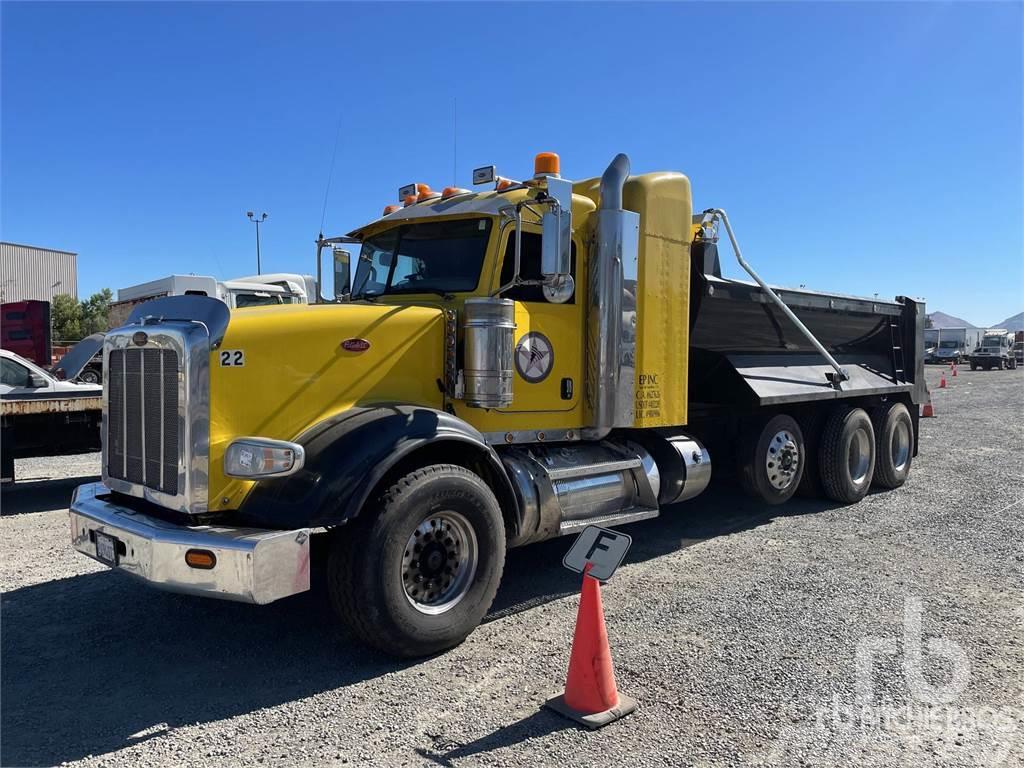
[0, 242, 78, 303]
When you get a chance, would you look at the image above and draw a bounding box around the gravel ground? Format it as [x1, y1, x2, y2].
[2, 366, 1022, 768]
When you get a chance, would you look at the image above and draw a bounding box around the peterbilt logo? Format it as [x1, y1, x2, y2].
[132, 331, 148, 346]
[341, 338, 371, 353]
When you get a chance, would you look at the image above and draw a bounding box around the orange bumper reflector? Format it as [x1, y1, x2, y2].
[185, 549, 217, 569]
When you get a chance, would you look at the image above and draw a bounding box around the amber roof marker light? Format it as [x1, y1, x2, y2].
[534, 152, 560, 178]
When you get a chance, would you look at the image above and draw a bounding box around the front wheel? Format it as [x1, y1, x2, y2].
[819, 406, 876, 504]
[328, 464, 506, 658]
[970, 362, 978, 371]
[79, 368, 101, 385]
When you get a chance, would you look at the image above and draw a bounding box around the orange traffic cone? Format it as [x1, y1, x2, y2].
[939, 372, 947, 388]
[545, 567, 637, 729]
[952, 363, 958, 377]
[922, 389, 935, 417]
[950, 361, 955, 371]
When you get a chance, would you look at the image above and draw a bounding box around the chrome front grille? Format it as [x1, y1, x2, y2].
[106, 346, 180, 495]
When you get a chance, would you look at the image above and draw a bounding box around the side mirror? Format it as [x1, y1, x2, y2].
[29, 373, 48, 388]
[541, 176, 573, 279]
[333, 248, 351, 300]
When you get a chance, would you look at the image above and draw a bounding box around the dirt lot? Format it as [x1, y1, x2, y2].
[2, 366, 1022, 768]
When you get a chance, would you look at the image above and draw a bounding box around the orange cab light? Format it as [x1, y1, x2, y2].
[415, 183, 431, 196]
[383, 204, 401, 215]
[403, 194, 418, 207]
[441, 186, 469, 199]
[496, 177, 519, 191]
[534, 151, 560, 177]
[185, 549, 217, 569]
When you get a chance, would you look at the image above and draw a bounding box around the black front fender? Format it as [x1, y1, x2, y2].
[235, 405, 515, 530]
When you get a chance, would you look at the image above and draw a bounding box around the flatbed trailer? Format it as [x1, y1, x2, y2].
[1, 392, 102, 484]
[69, 152, 926, 656]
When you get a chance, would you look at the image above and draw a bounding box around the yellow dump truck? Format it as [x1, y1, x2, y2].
[70, 152, 927, 656]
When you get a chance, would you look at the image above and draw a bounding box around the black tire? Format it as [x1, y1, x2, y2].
[796, 410, 824, 498]
[327, 464, 506, 658]
[970, 362, 978, 371]
[737, 414, 805, 505]
[79, 368, 101, 385]
[996, 359, 1004, 370]
[818, 406, 876, 504]
[870, 402, 914, 489]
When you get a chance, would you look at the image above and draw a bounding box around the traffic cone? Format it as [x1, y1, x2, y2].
[950, 361, 955, 371]
[545, 567, 637, 729]
[939, 372, 946, 388]
[952, 363, 958, 377]
[922, 389, 935, 418]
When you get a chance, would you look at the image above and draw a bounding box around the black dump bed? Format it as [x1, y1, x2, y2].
[688, 241, 927, 410]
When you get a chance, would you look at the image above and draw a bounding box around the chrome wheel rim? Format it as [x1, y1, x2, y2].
[766, 430, 800, 490]
[848, 427, 872, 486]
[891, 421, 911, 471]
[402, 510, 478, 615]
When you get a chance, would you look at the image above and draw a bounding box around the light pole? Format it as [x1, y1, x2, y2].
[247, 211, 268, 274]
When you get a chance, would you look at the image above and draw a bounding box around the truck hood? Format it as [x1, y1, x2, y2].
[207, 301, 447, 511]
[51, 333, 105, 380]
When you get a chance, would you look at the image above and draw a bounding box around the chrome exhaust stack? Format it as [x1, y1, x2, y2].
[585, 154, 641, 439]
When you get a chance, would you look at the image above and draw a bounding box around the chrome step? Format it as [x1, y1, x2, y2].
[545, 458, 642, 481]
[558, 506, 659, 534]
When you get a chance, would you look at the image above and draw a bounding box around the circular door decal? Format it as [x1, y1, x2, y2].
[515, 332, 554, 383]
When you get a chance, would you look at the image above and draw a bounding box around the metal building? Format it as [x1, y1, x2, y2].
[0, 242, 78, 303]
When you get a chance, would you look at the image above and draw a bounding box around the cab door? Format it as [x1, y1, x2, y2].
[492, 227, 584, 417]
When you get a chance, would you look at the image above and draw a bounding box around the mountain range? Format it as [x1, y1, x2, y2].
[927, 310, 1023, 332]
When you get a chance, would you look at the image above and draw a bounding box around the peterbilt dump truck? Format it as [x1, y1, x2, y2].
[69, 152, 926, 657]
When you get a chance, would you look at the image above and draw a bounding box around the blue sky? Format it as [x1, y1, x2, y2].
[2, 1, 1022, 325]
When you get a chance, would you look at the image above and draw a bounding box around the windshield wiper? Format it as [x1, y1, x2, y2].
[390, 287, 455, 301]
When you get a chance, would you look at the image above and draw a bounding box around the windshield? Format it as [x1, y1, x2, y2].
[982, 335, 1004, 347]
[938, 340, 959, 348]
[352, 218, 492, 298]
[233, 292, 285, 308]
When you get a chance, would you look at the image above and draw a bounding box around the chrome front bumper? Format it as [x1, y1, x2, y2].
[69, 482, 310, 604]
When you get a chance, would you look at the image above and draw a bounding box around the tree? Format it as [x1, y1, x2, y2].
[50, 289, 114, 342]
[81, 288, 113, 335]
[51, 293, 82, 342]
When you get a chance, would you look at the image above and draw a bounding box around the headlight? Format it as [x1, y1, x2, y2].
[224, 438, 305, 479]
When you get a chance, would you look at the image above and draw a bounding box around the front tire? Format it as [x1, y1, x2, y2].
[738, 414, 805, 505]
[79, 368, 101, 385]
[328, 464, 506, 658]
[819, 406, 876, 503]
[871, 402, 914, 489]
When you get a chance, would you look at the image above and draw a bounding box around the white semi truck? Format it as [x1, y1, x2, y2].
[108, 273, 313, 328]
[969, 329, 1018, 370]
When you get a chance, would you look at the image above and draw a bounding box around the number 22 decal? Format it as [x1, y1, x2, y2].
[219, 350, 245, 367]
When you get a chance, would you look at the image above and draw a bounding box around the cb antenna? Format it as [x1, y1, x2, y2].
[319, 110, 345, 240]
